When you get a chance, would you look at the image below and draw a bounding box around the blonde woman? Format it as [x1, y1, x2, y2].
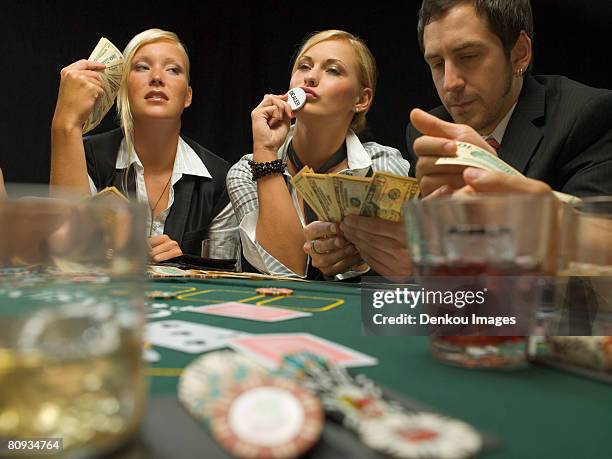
[50, 29, 236, 262]
[227, 30, 411, 279]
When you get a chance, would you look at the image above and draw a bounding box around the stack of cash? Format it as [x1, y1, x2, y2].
[83, 37, 124, 134]
[291, 167, 420, 223]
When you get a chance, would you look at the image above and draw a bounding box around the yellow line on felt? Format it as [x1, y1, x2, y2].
[177, 288, 250, 300]
[174, 288, 345, 312]
[256, 295, 345, 312]
[147, 367, 183, 377]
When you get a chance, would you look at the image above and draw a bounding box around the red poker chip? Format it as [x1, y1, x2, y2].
[256, 287, 294, 296]
[210, 376, 323, 459]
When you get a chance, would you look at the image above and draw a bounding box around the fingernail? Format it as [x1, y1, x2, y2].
[334, 237, 343, 248]
[329, 223, 337, 234]
[443, 142, 455, 153]
[464, 168, 485, 181]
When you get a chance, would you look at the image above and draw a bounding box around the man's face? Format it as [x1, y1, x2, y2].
[422, 3, 519, 135]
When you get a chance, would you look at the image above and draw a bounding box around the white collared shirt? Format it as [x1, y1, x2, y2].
[484, 103, 517, 144]
[226, 125, 412, 279]
[88, 137, 236, 239]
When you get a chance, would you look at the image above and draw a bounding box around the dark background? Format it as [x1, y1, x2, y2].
[2, 0, 611, 185]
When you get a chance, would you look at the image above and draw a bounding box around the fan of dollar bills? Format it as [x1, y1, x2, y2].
[82, 37, 124, 134]
[291, 167, 420, 223]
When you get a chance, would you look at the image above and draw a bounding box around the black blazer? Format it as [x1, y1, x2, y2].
[83, 128, 231, 255]
[406, 74, 612, 197]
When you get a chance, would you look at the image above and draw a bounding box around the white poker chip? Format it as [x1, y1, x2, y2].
[287, 87, 307, 112]
[358, 411, 482, 459]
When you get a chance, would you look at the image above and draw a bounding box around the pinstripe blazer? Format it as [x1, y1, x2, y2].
[405, 74, 612, 197]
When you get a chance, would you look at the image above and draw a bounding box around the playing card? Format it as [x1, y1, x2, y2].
[229, 333, 378, 368]
[185, 302, 312, 322]
[146, 320, 250, 354]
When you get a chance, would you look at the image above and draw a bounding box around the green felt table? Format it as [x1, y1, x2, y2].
[146, 278, 611, 459]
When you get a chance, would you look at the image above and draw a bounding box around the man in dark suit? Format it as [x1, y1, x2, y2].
[337, 0, 612, 277]
[407, 0, 612, 198]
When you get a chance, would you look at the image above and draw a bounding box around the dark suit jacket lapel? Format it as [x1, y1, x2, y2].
[164, 176, 194, 247]
[498, 74, 546, 174]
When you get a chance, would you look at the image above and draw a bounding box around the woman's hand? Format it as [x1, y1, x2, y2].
[251, 93, 292, 161]
[52, 60, 106, 131]
[303, 221, 362, 277]
[149, 235, 183, 263]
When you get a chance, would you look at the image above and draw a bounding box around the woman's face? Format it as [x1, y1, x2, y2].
[290, 39, 366, 124]
[127, 40, 192, 122]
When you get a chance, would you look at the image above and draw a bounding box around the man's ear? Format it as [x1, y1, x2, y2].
[512, 31, 532, 74]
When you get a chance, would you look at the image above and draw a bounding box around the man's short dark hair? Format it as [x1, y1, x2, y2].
[417, 0, 534, 57]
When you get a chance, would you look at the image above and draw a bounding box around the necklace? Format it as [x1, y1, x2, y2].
[148, 174, 172, 237]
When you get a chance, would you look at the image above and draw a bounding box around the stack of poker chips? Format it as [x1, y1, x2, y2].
[278, 352, 483, 459]
[178, 350, 324, 459]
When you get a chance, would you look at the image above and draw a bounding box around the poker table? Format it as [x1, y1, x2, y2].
[143, 277, 611, 459]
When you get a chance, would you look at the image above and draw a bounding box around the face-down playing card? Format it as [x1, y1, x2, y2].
[185, 302, 312, 322]
[229, 333, 378, 368]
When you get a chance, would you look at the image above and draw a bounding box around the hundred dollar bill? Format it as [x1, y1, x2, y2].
[361, 172, 420, 222]
[83, 37, 124, 134]
[435, 142, 581, 204]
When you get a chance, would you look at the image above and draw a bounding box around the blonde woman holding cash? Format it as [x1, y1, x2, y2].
[227, 30, 411, 279]
[50, 29, 236, 262]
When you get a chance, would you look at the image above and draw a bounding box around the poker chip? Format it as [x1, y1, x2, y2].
[210, 376, 323, 459]
[287, 87, 307, 112]
[146, 290, 178, 300]
[358, 412, 482, 459]
[178, 351, 265, 425]
[256, 287, 294, 296]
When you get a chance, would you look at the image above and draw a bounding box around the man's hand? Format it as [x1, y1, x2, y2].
[454, 168, 552, 195]
[149, 235, 183, 263]
[411, 108, 497, 196]
[303, 221, 362, 277]
[340, 215, 411, 277]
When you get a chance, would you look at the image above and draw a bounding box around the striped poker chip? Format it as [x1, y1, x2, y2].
[256, 287, 294, 296]
[358, 412, 482, 459]
[178, 351, 265, 425]
[210, 376, 323, 459]
[146, 290, 178, 299]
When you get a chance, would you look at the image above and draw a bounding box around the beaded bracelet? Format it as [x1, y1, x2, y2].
[248, 159, 286, 181]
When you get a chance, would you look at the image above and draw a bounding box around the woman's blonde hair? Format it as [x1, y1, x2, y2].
[116, 28, 190, 154]
[116, 28, 189, 195]
[291, 30, 377, 133]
